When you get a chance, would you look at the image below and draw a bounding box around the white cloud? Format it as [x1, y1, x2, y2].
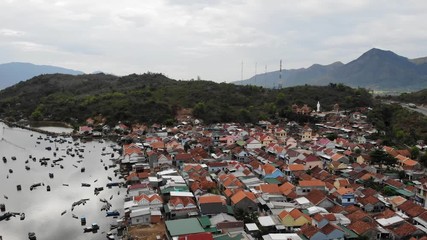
[0, 28, 25, 37]
[0, 0, 426, 82]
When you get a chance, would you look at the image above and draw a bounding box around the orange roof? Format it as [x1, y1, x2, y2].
[263, 164, 276, 174]
[331, 153, 345, 161]
[288, 164, 305, 171]
[198, 195, 225, 204]
[258, 184, 280, 194]
[279, 182, 295, 193]
[278, 209, 290, 220]
[224, 188, 234, 198]
[299, 179, 325, 187]
[403, 159, 419, 166]
[336, 187, 354, 195]
[150, 141, 165, 149]
[231, 191, 256, 204]
[289, 208, 303, 219]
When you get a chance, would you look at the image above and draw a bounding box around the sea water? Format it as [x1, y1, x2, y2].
[0, 122, 124, 240]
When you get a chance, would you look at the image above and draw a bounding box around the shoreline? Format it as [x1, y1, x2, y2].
[1, 120, 73, 137]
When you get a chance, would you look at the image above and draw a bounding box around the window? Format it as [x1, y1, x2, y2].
[347, 198, 351, 202]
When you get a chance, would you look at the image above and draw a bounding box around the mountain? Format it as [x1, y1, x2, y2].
[0, 62, 84, 89]
[234, 48, 427, 91]
[0, 73, 372, 125]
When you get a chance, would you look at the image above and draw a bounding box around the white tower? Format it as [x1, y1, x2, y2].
[317, 101, 320, 112]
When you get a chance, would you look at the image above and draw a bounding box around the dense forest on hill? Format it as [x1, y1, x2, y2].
[0, 73, 373, 125]
[368, 103, 427, 145]
[396, 89, 427, 104]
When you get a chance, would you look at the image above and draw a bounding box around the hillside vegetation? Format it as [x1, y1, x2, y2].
[0, 73, 373, 125]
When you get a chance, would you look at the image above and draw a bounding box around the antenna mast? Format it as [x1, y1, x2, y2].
[241, 61, 244, 81]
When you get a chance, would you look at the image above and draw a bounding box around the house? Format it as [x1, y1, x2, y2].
[78, 125, 93, 135]
[166, 193, 198, 219]
[283, 164, 305, 180]
[210, 213, 244, 233]
[278, 208, 312, 229]
[356, 154, 371, 165]
[358, 195, 385, 212]
[230, 190, 258, 212]
[296, 179, 326, 195]
[304, 155, 323, 170]
[130, 207, 151, 225]
[301, 125, 313, 142]
[330, 153, 349, 164]
[275, 128, 287, 140]
[133, 194, 163, 209]
[285, 149, 306, 164]
[305, 189, 334, 209]
[335, 187, 356, 206]
[165, 218, 206, 238]
[299, 223, 345, 240]
[348, 220, 379, 239]
[262, 164, 285, 180]
[246, 138, 262, 149]
[198, 194, 227, 216]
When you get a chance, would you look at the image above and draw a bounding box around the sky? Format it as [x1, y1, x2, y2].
[1, 0, 427, 82]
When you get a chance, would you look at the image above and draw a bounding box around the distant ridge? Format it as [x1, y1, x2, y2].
[0, 62, 84, 89]
[234, 48, 427, 91]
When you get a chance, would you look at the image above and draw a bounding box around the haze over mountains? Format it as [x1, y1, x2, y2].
[2, 48, 427, 92]
[0, 62, 84, 89]
[234, 48, 427, 91]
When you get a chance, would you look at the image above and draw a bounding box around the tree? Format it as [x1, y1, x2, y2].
[410, 146, 420, 160]
[369, 149, 397, 170]
[234, 208, 259, 223]
[419, 152, 427, 167]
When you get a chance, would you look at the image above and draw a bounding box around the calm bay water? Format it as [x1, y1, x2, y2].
[0, 122, 124, 240]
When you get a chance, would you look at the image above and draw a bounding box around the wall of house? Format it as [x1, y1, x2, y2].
[234, 198, 257, 212]
[150, 215, 162, 224]
[305, 161, 323, 170]
[131, 215, 150, 225]
[200, 202, 227, 215]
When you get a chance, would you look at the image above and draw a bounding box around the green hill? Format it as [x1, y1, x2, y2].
[0, 73, 373, 125]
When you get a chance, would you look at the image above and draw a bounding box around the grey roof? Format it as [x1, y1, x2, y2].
[165, 218, 205, 236]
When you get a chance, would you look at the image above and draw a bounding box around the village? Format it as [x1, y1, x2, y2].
[78, 103, 427, 240]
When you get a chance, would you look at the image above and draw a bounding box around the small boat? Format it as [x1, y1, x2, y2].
[28, 232, 36, 240]
[30, 183, 42, 191]
[81, 183, 91, 187]
[72, 214, 78, 219]
[45, 147, 52, 151]
[62, 183, 69, 186]
[25, 166, 30, 171]
[2, 157, 6, 163]
[106, 210, 119, 217]
[49, 173, 54, 178]
[9, 169, 13, 174]
[81, 217, 86, 225]
[81, 167, 85, 173]
[11, 156, 16, 160]
[61, 210, 67, 216]
[17, 185, 22, 191]
[20, 213, 25, 220]
[83, 223, 99, 232]
[46, 185, 51, 192]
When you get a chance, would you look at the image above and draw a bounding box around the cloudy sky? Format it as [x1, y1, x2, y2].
[1, 0, 426, 82]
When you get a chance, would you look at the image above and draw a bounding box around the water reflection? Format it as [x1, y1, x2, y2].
[0, 122, 124, 240]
